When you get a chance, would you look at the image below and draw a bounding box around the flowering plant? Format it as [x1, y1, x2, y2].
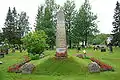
[8, 63, 21, 72]
[8, 55, 31, 73]
[90, 57, 113, 71]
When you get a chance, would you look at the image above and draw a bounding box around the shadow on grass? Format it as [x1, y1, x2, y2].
[33, 57, 89, 76]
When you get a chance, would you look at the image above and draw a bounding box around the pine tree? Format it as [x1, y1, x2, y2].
[12, 7, 18, 29]
[3, 7, 16, 44]
[3, 7, 30, 46]
[18, 11, 30, 36]
[112, 1, 120, 44]
[4, 7, 13, 27]
[0, 31, 4, 44]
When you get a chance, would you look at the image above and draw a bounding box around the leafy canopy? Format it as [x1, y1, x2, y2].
[22, 30, 47, 55]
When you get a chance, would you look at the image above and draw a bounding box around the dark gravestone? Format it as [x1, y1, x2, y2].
[94, 46, 98, 51]
[0, 52, 4, 58]
[77, 47, 81, 50]
[12, 48, 15, 53]
[4, 48, 8, 54]
[101, 47, 106, 52]
[108, 43, 113, 53]
[20, 48, 22, 53]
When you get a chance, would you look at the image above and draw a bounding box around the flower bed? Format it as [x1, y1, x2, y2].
[8, 55, 31, 73]
[90, 57, 114, 71]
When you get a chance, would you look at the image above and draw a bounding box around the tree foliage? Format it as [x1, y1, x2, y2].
[22, 30, 47, 55]
[72, 0, 99, 46]
[18, 12, 30, 36]
[93, 34, 109, 45]
[63, 0, 76, 48]
[35, 0, 59, 49]
[2, 7, 30, 45]
[3, 7, 16, 44]
[35, 0, 99, 49]
[0, 31, 4, 44]
[112, 1, 120, 44]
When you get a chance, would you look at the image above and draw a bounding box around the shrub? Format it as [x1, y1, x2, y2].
[90, 57, 113, 71]
[29, 54, 40, 60]
[22, 30, 47, 55]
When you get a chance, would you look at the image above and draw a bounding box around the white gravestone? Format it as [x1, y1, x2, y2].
[88, 62, 100, 73]
[20, 63, 35, 74]
[56, 10, 67, 57]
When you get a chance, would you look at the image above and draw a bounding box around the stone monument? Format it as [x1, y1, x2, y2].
[56, 10, 67, 58]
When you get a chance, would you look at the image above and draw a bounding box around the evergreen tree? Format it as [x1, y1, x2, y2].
[112, 1, 120, 44]
[12, 7, 18, 29]
[18, 11, 30, 36]
[3, 7, 16, 44]
[3, 7, 30, 46]
[0, 31, 4, 44]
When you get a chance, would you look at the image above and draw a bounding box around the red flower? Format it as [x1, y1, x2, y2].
[8, 55, 31, 73]
[90, 57, 113, 71]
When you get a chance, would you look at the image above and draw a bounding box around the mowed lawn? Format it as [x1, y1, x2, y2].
[0, 47, 120, 80]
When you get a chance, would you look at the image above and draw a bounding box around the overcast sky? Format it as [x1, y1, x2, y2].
[0, 0, 119, 34]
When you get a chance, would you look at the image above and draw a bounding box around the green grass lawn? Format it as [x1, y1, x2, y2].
[0, 47, 120, 80]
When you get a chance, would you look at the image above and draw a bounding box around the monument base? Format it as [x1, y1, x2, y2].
[55, 48, 67, 58]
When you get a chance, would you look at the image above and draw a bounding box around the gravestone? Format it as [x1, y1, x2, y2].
[40, 53, 44, 58]
[56, 9, 67, 58]
[20, 63, 35, 74]
[76, 54, 84, 58]
[0, 52, 4, 58]
[88, 62, 100, 73]
[0, 61, 3, 64]
[101, 47, 106, 52]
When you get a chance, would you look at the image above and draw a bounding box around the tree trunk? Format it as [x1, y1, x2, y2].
[68, 22, 72, 49]
[69, 39, 72, 49]
[50, 45, 54, 50]
[85, 38, 87, 47]
[85, 32, 87, 47]
[12, 44, 15, 53]
[18, 44, 22, 53]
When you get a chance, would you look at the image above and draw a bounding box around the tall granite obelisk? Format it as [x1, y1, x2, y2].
[56, 10, 67, 58]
